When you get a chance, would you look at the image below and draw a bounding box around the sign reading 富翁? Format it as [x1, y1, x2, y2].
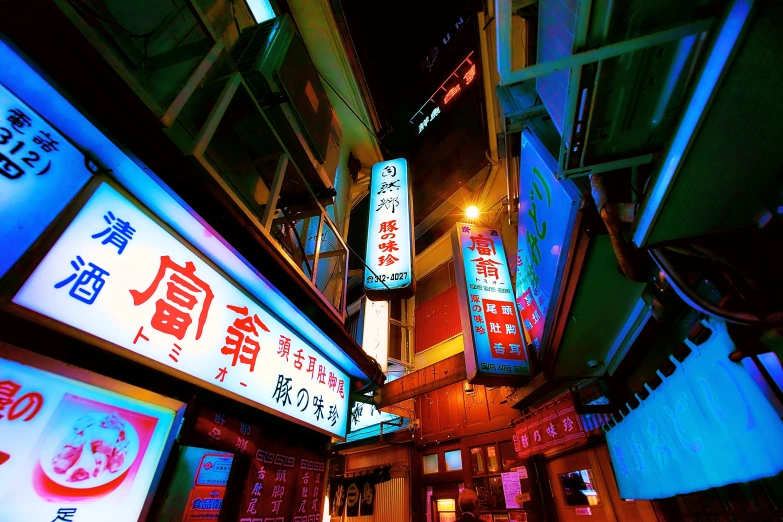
[13, 182, 350, 438]
[452, 223, 531, 384]
[364, 158, 415, 300]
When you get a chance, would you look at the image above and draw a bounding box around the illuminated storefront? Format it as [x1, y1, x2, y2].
[0, 25, 376, 522]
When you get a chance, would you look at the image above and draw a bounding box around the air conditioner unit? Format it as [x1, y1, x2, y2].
[232, 15, 338, 189]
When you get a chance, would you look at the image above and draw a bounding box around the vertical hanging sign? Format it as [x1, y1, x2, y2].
[364, 158, 415, 300]
[452, 223, 531, 384]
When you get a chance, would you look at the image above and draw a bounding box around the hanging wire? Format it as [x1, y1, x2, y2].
[315, 68, 394, 159]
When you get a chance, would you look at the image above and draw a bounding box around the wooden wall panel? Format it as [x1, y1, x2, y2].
[464, 385, 490, 429]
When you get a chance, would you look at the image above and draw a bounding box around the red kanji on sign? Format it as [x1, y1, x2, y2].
[378, 254, 399, 267]
[378, 240, 399, 253]
[0, 381, 43, 422]
[130, 255, 214, 341]
[468, 234, 496, 256]
[471, 257, 502, 280]
[294, 349, 305, 370]
[379, 220, 398, 234]
[278, 336, 291, 362]
[221, 304, 270, 372]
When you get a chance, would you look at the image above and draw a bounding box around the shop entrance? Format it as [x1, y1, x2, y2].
[432, 483, 461, 522]
[545, 446, 657, 522]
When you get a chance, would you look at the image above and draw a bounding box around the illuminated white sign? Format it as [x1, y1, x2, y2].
[360, 298, 389, 374]
[452, 223, 531, 384]
[0, 353, 177, 522]
[364, 158, 414, 300]
[14, 183, 350, 438]
[0, 83, 92, 279]
[349, 400, 397, 433]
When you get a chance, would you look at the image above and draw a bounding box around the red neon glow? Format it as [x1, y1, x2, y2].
[464, 64, 476, 84]
[444, 84, 461, 104]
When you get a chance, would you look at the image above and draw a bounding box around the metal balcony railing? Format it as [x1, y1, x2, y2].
[57, 0, 350, 320]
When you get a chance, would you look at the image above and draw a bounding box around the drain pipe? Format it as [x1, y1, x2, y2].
[590, 173, 646, 282]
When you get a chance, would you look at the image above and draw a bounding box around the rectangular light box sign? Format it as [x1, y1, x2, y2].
[348, 399, 397, 434]
[0, 82, 93, 279]
[452, 223, 531, 384]
[364, 158, 415, 300]
[515, 129, 579, 358]
[359, 298, 389, 374]
[0, 349, 179, 522]
[13, 182, 350, 439]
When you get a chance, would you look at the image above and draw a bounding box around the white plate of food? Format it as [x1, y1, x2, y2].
[40, 412, 139, 489]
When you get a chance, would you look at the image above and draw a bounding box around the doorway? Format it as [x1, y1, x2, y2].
[431, 483, 461, 522]
[545, 446, 658, 522]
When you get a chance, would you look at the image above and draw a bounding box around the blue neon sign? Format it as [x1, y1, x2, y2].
[515, 129, 579, 356]
[0, 83, 92, 279]
[605, 318, 783, 499]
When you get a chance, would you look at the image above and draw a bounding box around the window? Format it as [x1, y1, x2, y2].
[499, 440, 523, 472]
[486, 444, 500, 473]
[389, 298, 413, 364]
[423, 454, 439, 474]
[558, 469, 601, 506]
[436, 499, 456, 512]
[245, 0, 275, 23]
[470, 446, 485, 474]
[445, 450, 463, 471]
[416, 260, 456, 305]
[470, 441, 527, 514]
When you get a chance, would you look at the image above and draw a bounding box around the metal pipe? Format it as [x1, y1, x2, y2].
[590, 173, 645, 282]
[500, 17, 715, 86]
[650, 248, 783, 327]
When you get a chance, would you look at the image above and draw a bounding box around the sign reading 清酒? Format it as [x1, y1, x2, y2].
[364, 158, 415, 300]
[14, 182, 350, 438]
[452, 223, 530, 384]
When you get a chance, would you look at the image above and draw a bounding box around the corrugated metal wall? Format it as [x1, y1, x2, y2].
[414, 286, 461, 353]
[342, 446, 410, 522]
[342, 477, 408, 522]
[346, 447, 408, 470]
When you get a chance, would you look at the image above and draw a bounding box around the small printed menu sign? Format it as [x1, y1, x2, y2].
[182, 404, 327, 522]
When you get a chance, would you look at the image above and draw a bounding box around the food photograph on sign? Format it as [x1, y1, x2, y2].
[452, 223, 531, 383]
[0, 353, 179, 522]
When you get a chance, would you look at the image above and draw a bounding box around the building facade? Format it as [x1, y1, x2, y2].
[0, 0, 386, 520]
[336, 0, 783, 522]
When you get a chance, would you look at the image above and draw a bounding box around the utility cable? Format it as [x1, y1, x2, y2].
[315, 68, 394, 159]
